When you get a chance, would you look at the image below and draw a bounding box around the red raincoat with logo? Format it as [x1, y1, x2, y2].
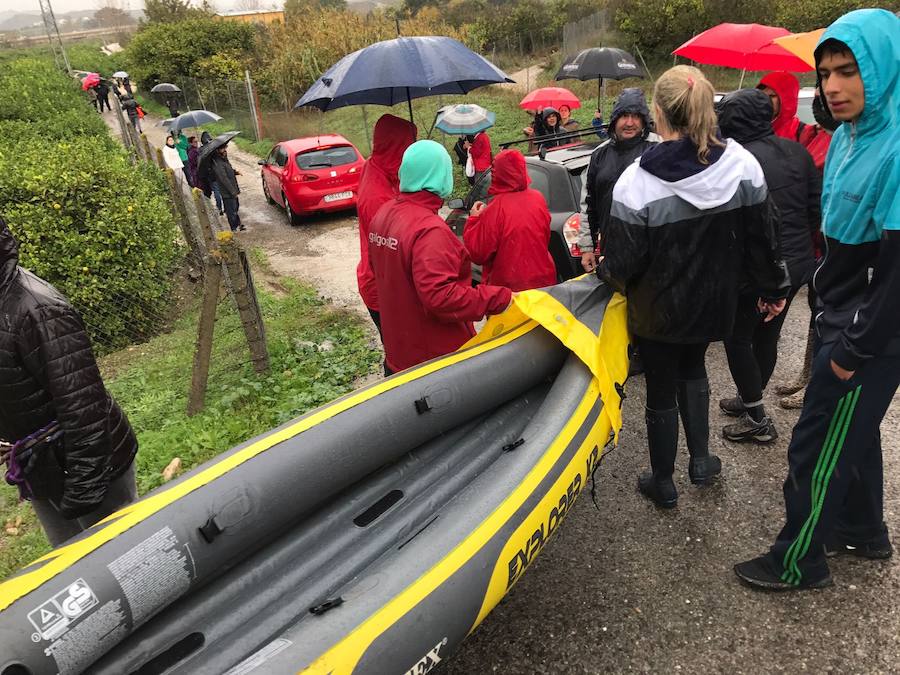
[368, 190, 511, 372]
[355, 114, 417, 312]
[463, 149, 556, 291]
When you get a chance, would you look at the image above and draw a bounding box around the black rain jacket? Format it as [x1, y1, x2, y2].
[717, 88, 821, 288]
[582, 88, 657, 251]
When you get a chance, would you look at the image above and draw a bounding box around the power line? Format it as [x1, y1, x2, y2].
[37, 0, 71, 75]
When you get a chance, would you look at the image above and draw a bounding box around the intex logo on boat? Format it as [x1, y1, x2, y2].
[404, 637, 448, 675]
[369, 232, 398, 250]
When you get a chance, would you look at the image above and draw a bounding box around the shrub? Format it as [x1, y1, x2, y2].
[0, 57, 179, 352]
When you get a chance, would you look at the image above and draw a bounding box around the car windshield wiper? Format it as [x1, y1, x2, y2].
[303, 162, 332, 168]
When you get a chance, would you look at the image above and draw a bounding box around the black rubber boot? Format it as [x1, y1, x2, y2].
[638, 407, 679, 508]
[676, 379, 721, 485]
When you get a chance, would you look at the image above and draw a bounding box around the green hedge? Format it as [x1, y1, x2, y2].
[0, 57, 179, 352]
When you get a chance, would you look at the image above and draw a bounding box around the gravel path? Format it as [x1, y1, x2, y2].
[105, 108, 900, 674]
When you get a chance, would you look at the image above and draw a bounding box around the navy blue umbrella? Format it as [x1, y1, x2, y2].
[294, 36, 513, 120]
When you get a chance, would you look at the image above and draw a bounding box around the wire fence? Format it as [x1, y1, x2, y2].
[562, 10, 612, 56]
[174, 74, 263, 143]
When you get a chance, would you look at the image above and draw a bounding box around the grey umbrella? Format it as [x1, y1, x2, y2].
[198, 131, 241, 167]
[151, 82, 182, 93]
[165, 110, 223, 132]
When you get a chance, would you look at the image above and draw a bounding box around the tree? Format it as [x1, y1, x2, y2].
[142, 0, 212, 24]
[95, 5, 132, 28]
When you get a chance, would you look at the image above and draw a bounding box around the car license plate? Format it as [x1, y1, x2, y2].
[324, 191, 353, 203]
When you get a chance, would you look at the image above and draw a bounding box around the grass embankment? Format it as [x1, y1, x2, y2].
[0, 270, 380, 579]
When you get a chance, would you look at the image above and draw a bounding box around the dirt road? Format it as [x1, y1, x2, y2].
[106, 108, 900, 674]
[104, 110, 370, 319]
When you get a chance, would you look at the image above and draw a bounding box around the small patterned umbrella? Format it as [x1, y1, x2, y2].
[435, 104, 495, 135]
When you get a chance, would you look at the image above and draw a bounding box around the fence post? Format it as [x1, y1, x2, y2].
[219, 234, 269, 374]
[245, 70, 263, 143]
[187, 253, 222, 416]
[155, 146, 165, 170]
[360, 105, 371, 155]
[140, 133, 154, 164]
[191, 187, 219, 253]
[166, 169, 201, 257]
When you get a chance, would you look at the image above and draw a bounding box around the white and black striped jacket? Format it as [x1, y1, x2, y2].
[598, 137, 789, 343]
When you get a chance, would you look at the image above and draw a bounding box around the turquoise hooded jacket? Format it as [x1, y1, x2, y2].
[398, 140, 453, 199]
[813, 8, 900, 369]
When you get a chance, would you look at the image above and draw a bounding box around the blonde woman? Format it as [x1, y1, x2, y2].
[597, 66, 789, 508]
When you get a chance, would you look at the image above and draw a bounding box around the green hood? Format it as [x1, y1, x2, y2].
[399, 140, 453, 199]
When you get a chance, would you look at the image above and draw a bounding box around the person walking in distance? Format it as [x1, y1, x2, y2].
[735, 9, 900, 591]
[0, 217, 138, 547]
[210, 144, 244, 232]
[597, 66, 789, 509]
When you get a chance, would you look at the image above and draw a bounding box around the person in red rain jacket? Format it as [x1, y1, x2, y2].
[757, 72, 805, 141]
[356, 114, 418, 333]
[368, 140, 511, 374]
[463, 149, 557, 291]
[466, 129, 492, 180]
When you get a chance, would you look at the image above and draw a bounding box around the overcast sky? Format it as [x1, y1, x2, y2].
[4, 0, 253, 14]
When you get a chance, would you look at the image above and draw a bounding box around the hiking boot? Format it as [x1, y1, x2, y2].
[638, 471, 677, 509]
[718, 396, 746, 417]
[639, 407, 679, 508]
[779, 389, 806, 410]
[734, 554, 832, 591]
[723, 413, 778, 444]
[677, 379, 721, 485]
[775, 324, 815, 396]
[824, 533, 893, 560]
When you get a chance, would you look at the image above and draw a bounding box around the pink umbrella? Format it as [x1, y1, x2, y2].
[674, 23, 814, 85]
[519, 86, 581, 111]
[81, 73, 101, 90]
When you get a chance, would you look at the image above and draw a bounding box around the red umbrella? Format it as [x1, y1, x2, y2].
[81, 73, 101, 90]
[519, 87, 581, 111]
[674, 23, 814, 78]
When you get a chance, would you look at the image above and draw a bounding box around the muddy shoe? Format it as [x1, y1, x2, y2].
[638, 472, 677, 509]
[723, 413, 778, 444]
[779, 389, 806, 410]
[689, 455, 722, 485]
[775, 380, 806, 396]
[718, 396, 746, 417]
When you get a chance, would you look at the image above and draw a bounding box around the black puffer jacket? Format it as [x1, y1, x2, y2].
[717, 88, 821, 288]
[580, 88, 657, 251]
[0, 218, 137, 517]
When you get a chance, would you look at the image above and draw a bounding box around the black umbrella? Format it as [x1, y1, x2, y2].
[198, 131, 241, 167]
[555, 47, 646, 109]
[151, 82, 182, 93]
[295, 36, 512, 122]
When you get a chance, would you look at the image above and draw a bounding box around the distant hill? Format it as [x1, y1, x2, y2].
[0, 9, 143, 33]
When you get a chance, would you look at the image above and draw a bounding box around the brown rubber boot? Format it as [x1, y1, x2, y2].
[775, 324, 814, 396]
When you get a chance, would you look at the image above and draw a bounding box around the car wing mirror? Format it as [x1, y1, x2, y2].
[447, 198, 466, 210]
[257, 159, 266, 165]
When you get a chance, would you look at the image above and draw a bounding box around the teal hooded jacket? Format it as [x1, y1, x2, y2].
[399, 140, 453, 199]
[813, 8, 900, 370]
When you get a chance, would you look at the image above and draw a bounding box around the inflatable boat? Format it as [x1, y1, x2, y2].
[0, 275, 629, 675]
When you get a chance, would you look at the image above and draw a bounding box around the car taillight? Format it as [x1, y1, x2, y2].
[563, 214, 582, 256]
[349, 166, 358, 174]
[294, 174, 319, 182]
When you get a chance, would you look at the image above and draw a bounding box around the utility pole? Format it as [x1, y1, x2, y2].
[38, 0, 71, 75]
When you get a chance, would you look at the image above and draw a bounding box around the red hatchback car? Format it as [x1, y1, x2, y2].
[259, 135, 365, 225]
